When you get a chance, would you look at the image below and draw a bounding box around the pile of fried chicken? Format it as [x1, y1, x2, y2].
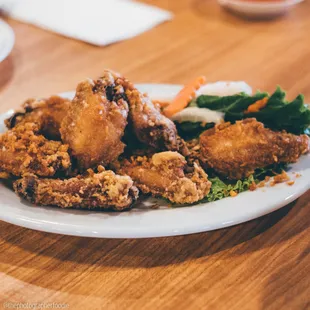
[0, 70, 309, 211]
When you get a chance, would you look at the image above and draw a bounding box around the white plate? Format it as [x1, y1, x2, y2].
[0, 84, 309, 238]
[218, 0, 304, 18]
[0, 19, 14, 63]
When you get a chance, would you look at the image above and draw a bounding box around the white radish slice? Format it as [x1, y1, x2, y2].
[171, 107, 224, 124]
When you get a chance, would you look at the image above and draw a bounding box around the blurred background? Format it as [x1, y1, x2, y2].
[0, 2, 309, 310]
[0, 0, 308, 111]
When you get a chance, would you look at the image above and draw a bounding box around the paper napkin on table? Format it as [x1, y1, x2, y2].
[1, 0, 172, 46]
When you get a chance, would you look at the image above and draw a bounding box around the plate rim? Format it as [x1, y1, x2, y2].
[1, 182, 309, 238]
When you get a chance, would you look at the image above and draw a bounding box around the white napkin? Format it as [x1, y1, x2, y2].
[1, 0, 172, 46]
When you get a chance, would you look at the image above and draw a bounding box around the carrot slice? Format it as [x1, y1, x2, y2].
[244, 97, 268, 114]
[229, 190, 238, 197]
[164, 76, 207, 118]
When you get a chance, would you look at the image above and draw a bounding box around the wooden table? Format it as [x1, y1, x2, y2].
[1, 1, 309, 309]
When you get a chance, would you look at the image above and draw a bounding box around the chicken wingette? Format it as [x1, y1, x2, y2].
[113, 151, 211, 204]
[200, 118, 309, 180]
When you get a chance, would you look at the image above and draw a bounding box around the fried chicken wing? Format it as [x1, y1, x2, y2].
[95, 70, 187, 154]
[5, 96, 71, 140]
[114, 151, 211, 204]
[14, 167, 139, 211]
[200, 118, 309, 180]
[60, 73, 129, 170]
[0, 123, 71, 178]
[125, 88, 186, 152]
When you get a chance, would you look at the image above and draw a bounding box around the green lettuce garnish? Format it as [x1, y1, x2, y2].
[204, 175, 255, 202]
[204, 164, 287, 202]
[191, 86, 310, 135]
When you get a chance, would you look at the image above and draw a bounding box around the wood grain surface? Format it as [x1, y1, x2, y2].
[0, 1, 309, 309]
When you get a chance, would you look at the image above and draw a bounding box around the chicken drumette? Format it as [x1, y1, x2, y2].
[125, 87, 187, 154]
[60, 73, 129, 170]
[95, 70, 188, 154]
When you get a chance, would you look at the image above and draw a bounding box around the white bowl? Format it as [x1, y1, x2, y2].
[0, 19, 15, 63]
[218, 0, 304, 18]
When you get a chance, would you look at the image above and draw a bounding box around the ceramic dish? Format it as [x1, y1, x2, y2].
[0, 84, 309, 238]
[0, 19, 14, 63]
[218, 0, 304, 18]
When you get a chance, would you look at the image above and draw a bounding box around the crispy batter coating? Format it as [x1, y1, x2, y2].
[126, 87, 184, 152]
[0, 122, 71, 178]
[14, 167, 139, 211]
[185, 138, 201, 166]
[5, 96, 71, 140]
[94, 70, 188, 154]
[60, 72, 129, 170]
[200, 118, 309, 180]
[114, 151, 211, 204]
